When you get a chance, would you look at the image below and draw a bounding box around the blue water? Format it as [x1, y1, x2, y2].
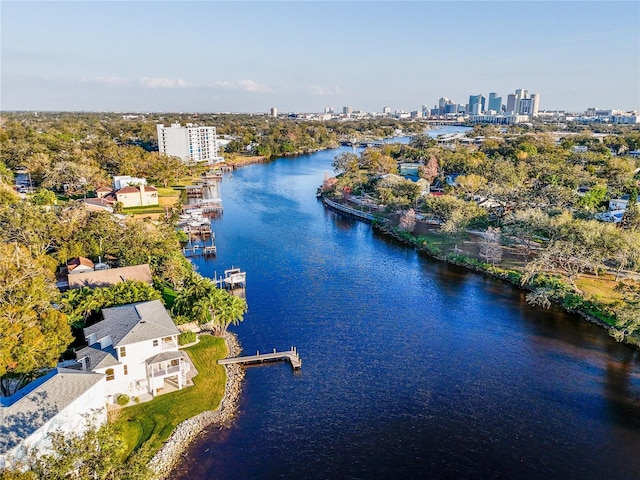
[177, 129, 640, 480]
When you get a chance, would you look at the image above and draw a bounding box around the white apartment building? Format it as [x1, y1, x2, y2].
[157, 123, 223, 164]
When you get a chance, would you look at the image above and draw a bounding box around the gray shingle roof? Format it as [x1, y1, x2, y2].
[75, 346, 118, 370]
[0, 368, 104, 454]
[146, 350, 188, 365]
[84, 300, 179, 347]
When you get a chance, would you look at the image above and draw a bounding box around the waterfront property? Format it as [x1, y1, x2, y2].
[157, 123, 224, 164]
[75, 300, 191, 402]
[95, 183, 158, 209]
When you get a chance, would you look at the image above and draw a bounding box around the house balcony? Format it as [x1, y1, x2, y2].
[151, 364, 184, 378]
[161, 339, 177, 351]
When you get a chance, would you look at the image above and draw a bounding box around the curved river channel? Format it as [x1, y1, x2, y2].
[177, 131, 640, 480]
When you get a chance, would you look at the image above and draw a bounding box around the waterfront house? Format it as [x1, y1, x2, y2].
[114, 184, 158, 208]
[75, 300, 190, 402]
[92, 178, 159, 209]
[0, 368, 106, 469]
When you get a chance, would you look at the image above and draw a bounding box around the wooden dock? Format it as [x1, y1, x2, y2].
[218, 347, 301, 370]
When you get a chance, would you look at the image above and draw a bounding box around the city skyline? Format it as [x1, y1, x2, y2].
[1, 1, 639, 113]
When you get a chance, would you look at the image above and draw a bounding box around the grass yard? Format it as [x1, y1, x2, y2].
[576, 274, 625, 305]
[121, 205, 167, 215]
[156, 187, 182, 197]
[113, 335, 227, 459]
[161, 285, 178, 310]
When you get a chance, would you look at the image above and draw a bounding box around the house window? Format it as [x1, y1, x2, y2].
[153, 339, 159, 347]
[106, 368, 115, 381]
[119, 346, 126, 358]
[124, 365, 128, 375]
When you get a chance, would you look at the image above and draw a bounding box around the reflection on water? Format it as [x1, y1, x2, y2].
[175, 134, 640, 480]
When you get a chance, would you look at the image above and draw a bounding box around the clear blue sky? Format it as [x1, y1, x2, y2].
[1, 1, 638, 113]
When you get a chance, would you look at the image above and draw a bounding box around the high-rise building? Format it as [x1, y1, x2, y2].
[514, 89, 530, 114]
[343, 106, 353, 115]
[468, 94, 486, 115]
[506, 94, 517, 113]
[270, 107, 278, 117]
[530, 94, 540, 116]
[518, 98, 534, 115]
[157, 123, 222, 164]
[488, 92, 502, 113]
[445, 103, 459, 114]
[438, 97, 456, 115]
[383, 106, 391, 114]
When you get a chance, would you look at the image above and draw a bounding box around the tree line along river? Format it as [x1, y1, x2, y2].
[177, 128, 640, 480]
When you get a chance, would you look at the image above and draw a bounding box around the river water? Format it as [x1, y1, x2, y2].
[178, 128, 640, 480]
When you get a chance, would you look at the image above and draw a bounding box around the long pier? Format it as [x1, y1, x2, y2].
[218, 347, 301, 370]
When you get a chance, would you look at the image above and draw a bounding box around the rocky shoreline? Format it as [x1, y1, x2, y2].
[148, 331, 245, 479]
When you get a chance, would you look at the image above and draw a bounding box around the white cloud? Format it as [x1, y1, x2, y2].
[208, 79, 272, 93]
[84, 76, 272, 93]
[89, 76, 129, 86]
[139, 77, 195, 88]
[237, 79, 272, 93]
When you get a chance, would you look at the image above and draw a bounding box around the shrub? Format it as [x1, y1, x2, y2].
[178, 331, 197, 346]
[176, 230, 189, 243]
[116, 394, 130, 406]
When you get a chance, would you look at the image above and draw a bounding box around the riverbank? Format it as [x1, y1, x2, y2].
[374, 223, 640, 348]
[144, 331, 244, 479]
[322, 194, 639, 349]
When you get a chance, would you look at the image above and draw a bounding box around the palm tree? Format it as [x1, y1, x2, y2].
[211, 292, 247, 335]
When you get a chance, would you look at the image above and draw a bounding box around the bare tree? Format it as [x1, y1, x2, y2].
[399, 208, 417, 232]
[479, 226, 503, 266]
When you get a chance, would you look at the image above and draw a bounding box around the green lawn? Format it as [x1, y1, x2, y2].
[576, 274, 625, 305]
[156, 187, 181, 197]
[113, 335, 227, 459]
[161, 285, 178, 310]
